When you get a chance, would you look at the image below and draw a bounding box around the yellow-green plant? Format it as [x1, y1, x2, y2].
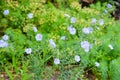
[0, 0, 120, 80]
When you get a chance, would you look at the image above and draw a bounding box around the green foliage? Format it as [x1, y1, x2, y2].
[0, 0, 119, 80]
[110, 57, 120, 80]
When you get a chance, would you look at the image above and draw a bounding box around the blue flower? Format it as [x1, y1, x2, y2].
[82, 27, 93, 34]
[54, 58, 60, 65]
[70, 17, 76, 23]
[35, 34, 42, 41]
[75, 55, 80, 62]
[99, 19, 104, 26]
[91, 18, 97, 24]
[33, 26, 38, 32]
[25, 48, 32, 54]
[2, 35, 9, 41]
[0, 40, 8, 48]
[68, 25, 76, 35]
[27, 13, 33, 19]
[107, 4, 112, 8]
[81, 41, 92, 52]
[3, 9, 9, 15]
[49, 39, 56, 48]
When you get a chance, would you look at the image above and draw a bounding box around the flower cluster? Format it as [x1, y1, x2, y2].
[81, 41, 92, 52]
[91, 18, 104, 26]
[1, 2, 115, 71]
[82, 27, 93, 34]
[67, 25, 76, 35]
[0, 35, 9, 48]
[0, 2, 118, 80]
[54, 55, 81, 65]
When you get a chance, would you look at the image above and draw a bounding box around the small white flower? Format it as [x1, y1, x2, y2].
[99, 19, 104, 26]
[27, 13, 33, 19]
[69, 27, 76, 35]
[2, 35, 9, 41]
[60, 36, 66, 40]
[91, 18, 97, 24]
[81, 41, 89, 48]
[104, 9, 108, 13]
[49, 39, 56, 48]
[75, 55, 80, 62]
[35, 34, 42, 41]
[70, 17, 76, 23]
[95, 62, 100, 67]
[84, 47, 90, 52]
[0, 40, 8, 48]
[82, 28, 89, 34]
[33, 26, 38, 32]
[64, 14, 70, 18]
[25, 48, 32, 54]
[108, 44, 114, 50]
[107, 4, 112, 8]
[81, 41, 92, 52]
[82, 27, 93, 34]
[67, 25, 73, 31]
[54, 58, 60, 65]
[68, 25, 76, 35]
[3, 9, 9, 15]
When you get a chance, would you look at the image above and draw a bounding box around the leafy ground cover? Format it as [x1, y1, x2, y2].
[0, 0, 120, 80]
